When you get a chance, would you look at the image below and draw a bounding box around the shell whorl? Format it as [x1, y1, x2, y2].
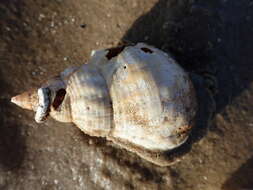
[95, 43, 197, 150]
[66, 64, 113, 137]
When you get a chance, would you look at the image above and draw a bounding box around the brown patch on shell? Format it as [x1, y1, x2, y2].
[121, 103, 152, 126]
[176, 125, 192, 140]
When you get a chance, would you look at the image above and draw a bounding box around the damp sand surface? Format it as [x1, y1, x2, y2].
[0, 0, 253, 189]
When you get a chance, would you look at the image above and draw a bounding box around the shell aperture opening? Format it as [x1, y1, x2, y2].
[52, 89, 66, 110]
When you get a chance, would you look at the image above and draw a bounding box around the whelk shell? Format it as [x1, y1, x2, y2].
[11, 43, 197, 166]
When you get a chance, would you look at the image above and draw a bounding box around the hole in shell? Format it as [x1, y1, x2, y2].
[106, 46, 125, 60]
[52, 89, 66, 110]
[80, 24, 86, 29]
[123, 66, 127, 69]
[87, 107, 90, 110]
[164, 117, 169, 122]
[141, 47, 153, 53]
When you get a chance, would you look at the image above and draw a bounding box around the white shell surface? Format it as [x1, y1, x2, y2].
[93, 43, 196, 151]
[66, 64, 113, 137]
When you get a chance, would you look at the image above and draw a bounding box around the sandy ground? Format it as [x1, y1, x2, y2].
[0, 0, 253, 189]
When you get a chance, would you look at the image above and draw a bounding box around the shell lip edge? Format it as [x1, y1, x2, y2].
[34, 87, 51, 123]
[107, 135, 190, 167]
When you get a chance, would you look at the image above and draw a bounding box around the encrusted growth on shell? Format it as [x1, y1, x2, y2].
[11, 43, 197, 166]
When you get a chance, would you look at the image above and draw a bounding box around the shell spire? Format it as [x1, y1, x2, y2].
[11, 89, 38, 111]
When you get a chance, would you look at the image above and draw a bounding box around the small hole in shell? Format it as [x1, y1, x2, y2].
[80, 24, 86, 29]
[123, 66, 127, 69]
[106, 46, 125, 60]
[87, 107, 90, 110]
[141, 47, 153, 53]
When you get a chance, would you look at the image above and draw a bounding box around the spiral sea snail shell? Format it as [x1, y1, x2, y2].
[11, 43, 197, 166]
